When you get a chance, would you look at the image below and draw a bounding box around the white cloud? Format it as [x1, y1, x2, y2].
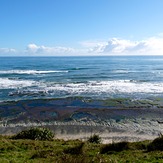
[0, 48, 17, 54]
[27, 44, 39, 53]
[80, 40, 108, 53]
[26, 44, 76, 55]
[87, 36, 163, 55]
[1, 35, 163, 56]
[103, 38, 147, 54]
[145, 37, 163, 53]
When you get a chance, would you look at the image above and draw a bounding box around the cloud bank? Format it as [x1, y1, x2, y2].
[1, 35, 163, 56]
[26, 44, 75, 55]
[87, 36, 163, 55]
[0, 48, 17, 55]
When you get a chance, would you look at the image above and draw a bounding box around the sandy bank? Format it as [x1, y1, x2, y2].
[0, 118, 162, 143]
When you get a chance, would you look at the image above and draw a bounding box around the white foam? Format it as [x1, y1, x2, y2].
[2, 79, 163, 97]
[44, 80, 163, 95]
[113, 70, 129, 74]
[0, 70, 68, 74]
[0, 78, 37, 89]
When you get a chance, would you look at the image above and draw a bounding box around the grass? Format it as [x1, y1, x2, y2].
[1, 135, 163, 162]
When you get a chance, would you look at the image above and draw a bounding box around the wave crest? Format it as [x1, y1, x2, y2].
[0, 78, 36, 89]
[0, 70, 68, 74]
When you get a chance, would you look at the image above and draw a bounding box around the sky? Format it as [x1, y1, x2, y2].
[0, 0, 163, 56]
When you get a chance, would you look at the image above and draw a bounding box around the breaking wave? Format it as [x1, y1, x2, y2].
[5, 80, 163, 98]
[0, 78, 37, 89]
[0, 70, 68, 74]
[44, 80, 163, 94]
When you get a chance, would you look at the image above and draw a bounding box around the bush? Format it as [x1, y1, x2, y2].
[100, 141, 129, 154]
[147, 135, 163, 151]
[12, 127, 54, 141]
[88, 134, 101, 144]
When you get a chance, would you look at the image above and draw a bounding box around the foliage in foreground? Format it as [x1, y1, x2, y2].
[12, 127, 54, 141]
[64, 142, 85, 155]
[148, 134, 163, 151]
[100, 141, 129, 154]
[0, 130, 163, 162]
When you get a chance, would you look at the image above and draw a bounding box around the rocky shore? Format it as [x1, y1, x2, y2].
[0, 97, 163, 143]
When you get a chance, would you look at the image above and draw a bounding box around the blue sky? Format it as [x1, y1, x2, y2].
[0, 0, 163, 56]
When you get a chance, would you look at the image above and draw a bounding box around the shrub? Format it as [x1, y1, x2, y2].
[88, 134, 101, 144]
[100, 141, 129, 154]
[147, 135, 163, 151]
[12, 127, 54, 141]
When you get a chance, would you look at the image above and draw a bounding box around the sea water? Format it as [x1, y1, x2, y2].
[0, 56, 163, 102]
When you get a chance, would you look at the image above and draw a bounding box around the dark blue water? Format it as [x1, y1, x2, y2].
[0, 56, 163, 102]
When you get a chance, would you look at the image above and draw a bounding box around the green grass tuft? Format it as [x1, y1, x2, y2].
[12, 127, 54, 141]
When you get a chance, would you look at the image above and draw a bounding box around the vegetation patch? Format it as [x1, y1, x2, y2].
[100, 141, 129, 153]
[31, 149, 55, 159]
[88, 134, 101, 144]
[147, 134, 163, 151]
[0, 131, 163, 162]
[64, 142, 84, 155]
[12, 127, 54, 141]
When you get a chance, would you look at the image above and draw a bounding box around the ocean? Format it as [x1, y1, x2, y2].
[0, 56, 163, 102]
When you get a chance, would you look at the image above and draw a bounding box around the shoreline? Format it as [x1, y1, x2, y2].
[0, 122, 161, 143]
[0, 97, 163, 143]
